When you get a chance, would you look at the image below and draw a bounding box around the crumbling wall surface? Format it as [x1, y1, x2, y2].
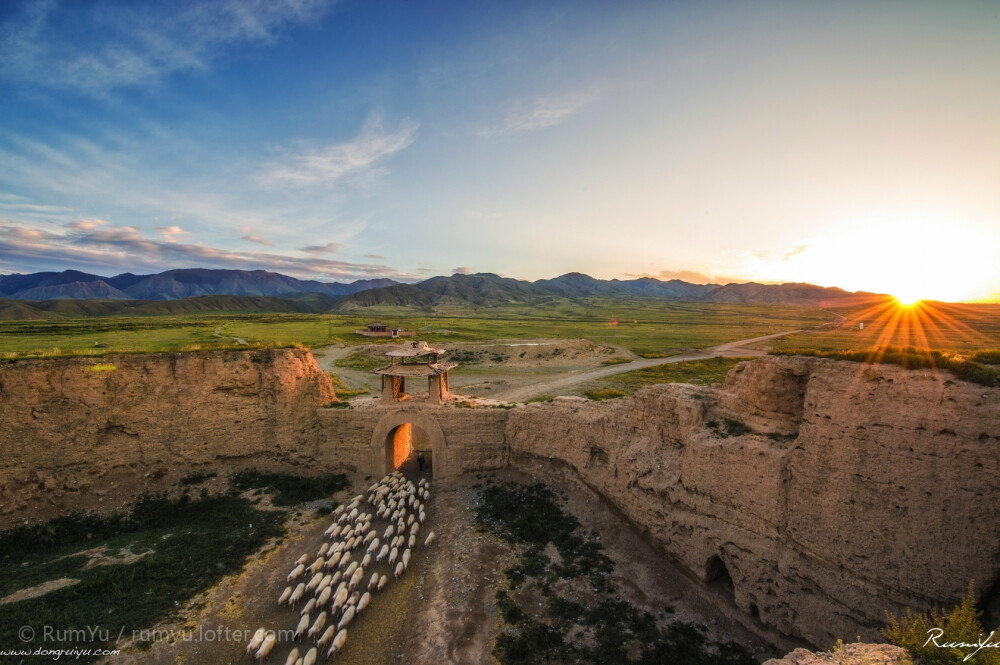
[505, 355, 1000, 646]
[0, 348, 336, 526]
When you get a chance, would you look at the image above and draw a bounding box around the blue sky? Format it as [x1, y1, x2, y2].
[1, 0, 998, 300]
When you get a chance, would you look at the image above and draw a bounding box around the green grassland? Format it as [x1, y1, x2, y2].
[0, 299, 835, 359]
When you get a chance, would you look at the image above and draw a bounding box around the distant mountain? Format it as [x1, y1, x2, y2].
[704, 282, 855, 305]
[0, 269, 400, 301]
[533, 272, 718, 299]
[0, 268, 886, 314]
[333, 271, 872, 310]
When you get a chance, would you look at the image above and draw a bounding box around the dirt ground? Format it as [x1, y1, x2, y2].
[106, 462, 800, 665]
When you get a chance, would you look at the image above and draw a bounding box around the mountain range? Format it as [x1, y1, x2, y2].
[0, 268, 880, 319]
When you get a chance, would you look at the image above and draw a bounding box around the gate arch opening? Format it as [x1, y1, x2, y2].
[385, 422, 434, 477]
[370, 412, 448, 480]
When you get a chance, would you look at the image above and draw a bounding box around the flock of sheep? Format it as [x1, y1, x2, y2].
[246, 471, 437, 663]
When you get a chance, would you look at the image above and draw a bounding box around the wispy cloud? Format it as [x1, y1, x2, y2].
[242, 234, 275, 246]
[261, 115, 418, 188]
[157, 225, 188, 241]
[782, 243, 809, 261]
[300, 242, 341, 255]
[0, 219, 415, 282]
[478, 89, 599, 138]
[451, 266, 472, 274]
[0, 0, 335, 94]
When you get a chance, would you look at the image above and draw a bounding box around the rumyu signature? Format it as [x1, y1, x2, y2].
[925, 628, 1000, 662]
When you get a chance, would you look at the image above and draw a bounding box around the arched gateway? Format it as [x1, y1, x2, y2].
[369, 411, 448, 480]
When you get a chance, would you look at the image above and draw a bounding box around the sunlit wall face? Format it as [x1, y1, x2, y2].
[392, 424, 413, 470]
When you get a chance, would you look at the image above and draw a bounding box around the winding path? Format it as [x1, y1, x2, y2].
[493, 330, 800, 403]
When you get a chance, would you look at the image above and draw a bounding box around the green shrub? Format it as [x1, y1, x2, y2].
[884, 582, 1000, 665]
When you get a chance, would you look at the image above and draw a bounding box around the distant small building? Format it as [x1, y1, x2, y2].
[608, 318, 619, 326]
[374, 341, 455, 404]
[356, 322, 416, 338]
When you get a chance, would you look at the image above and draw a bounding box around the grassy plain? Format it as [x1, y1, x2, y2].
[0, 299, 834, 359]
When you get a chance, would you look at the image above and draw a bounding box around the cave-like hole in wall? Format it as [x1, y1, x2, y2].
[705, 555, 735, 599]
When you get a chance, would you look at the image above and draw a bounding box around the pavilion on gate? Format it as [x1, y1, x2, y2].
[374, 341, 456, 404]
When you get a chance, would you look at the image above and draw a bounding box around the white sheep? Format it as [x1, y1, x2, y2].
[357, 591, 371, 614]
[302, 647, 317, 665]
[255, 632, 277, 660]
[316, 585, 332, 607]
[283, 647, 300, 665]
[418, 510, 426, 524]
[307, 557, 325, 575]
[330, 571, 342, 586]
[289, 582, 306, 607]
[407, 514, 415, 526]
[278, 586, 292, 605]
[388, 546, 399, 565]
[318, 573, 332, 590]
[300, 597, 316, 617]
[383, 524, 394, 539]
[394, 562, 404, 580]
[377, 574, 387, 591]
[333, 504, 345, 516]
[376, 544, 389, 562]
[316, 625, 336, 647]
[295, 553, 309, 565]
[305, 572, 322, 592]
[288, 564, 305, 582]
[363, 531, 377, 545]
[361, 553, 371, 568]
[308, 611, 327, 639]
[339, 551, 352, 569]
[366, 537, 380, 553]
[246, 628, 266, 654]
[337, 605, 356, 630]
[331, 586, 348, 613]
[367, 572, 379, 591]
[424, 531, 435, 546]
[326, 629, 347, 659]
[294, 613, 310, 640]
[349, 567, 364, 591]
[402, 548, 411, 568]
[344, 561, 358, 579]
[410, 522, 419, 536]
[408, 535, 416, 549]
[325, 552, 341, 569]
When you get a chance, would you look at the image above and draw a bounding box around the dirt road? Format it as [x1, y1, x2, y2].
[492, 330, 800, 402]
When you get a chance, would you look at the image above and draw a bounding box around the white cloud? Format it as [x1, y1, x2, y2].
[157, 225, 188, 241]
[0, 219, 417, 282]
[242, 234, 275, 246]
[0, 0, 336, 94]
[261, 115, 418, 188]
[478, 89, 599, 138]
[300, 242, 341, 255]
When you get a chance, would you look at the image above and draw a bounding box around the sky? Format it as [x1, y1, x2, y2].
[1, 0, 999, 301]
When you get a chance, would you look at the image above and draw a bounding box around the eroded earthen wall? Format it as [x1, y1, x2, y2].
[505, 356, 1000, 646]
[0, 348, 336, 525]
[2, 348, 996, 648]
